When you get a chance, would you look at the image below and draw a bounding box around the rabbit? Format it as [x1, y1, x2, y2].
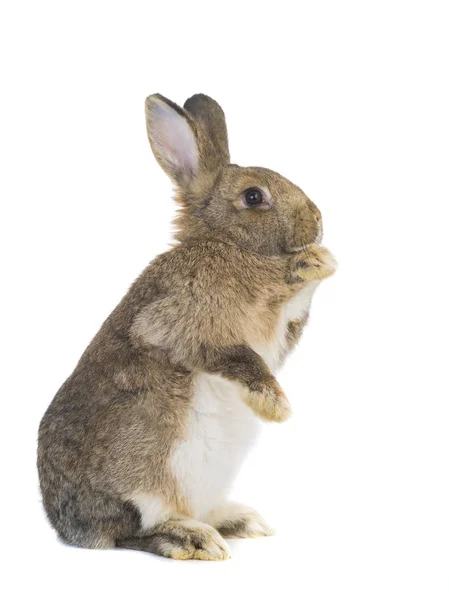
[37, 93, 337, 561]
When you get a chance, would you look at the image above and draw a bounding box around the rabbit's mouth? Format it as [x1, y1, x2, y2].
[315, 227, 324, 244]
[285, 228, 323, 254]
[286, 243, 315, 254]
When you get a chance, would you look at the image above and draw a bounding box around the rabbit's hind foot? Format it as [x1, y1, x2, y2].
[117, 518, 231, 561]
[206, 501, 275, 539]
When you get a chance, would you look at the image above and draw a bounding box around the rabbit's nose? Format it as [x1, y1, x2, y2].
[311, 209, 322, 225]
[307, 200, 322, 222]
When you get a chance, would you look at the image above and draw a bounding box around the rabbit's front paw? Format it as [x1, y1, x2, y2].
[245, 378, 291, 423]
[291, 244, 337, 283]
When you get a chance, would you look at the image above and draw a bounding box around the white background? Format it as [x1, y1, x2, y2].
[1, 1, 448, 598]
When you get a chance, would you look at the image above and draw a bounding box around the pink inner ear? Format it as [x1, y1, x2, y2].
[151, 101, 199, 176]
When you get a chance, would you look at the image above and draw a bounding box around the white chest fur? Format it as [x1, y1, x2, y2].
[170, 373, 260, 520]
[252, 281, 319, 371]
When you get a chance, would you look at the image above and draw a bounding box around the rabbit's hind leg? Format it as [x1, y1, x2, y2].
[205, 501, 275, 539]
[41, 480, 141, 550]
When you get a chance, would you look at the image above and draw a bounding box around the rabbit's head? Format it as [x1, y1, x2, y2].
[145, 94, 322, 257]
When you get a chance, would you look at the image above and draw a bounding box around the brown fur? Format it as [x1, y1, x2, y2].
[37, 93, 336, 557]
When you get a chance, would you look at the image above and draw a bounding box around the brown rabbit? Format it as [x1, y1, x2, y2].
[37, 93, 336, 560]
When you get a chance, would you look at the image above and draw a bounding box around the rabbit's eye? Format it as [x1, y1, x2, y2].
[244, 188, 264, 207]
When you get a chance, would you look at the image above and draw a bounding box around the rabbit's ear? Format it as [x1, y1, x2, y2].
[184, 94, 230, 166]
[145, 94, 200, 186]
